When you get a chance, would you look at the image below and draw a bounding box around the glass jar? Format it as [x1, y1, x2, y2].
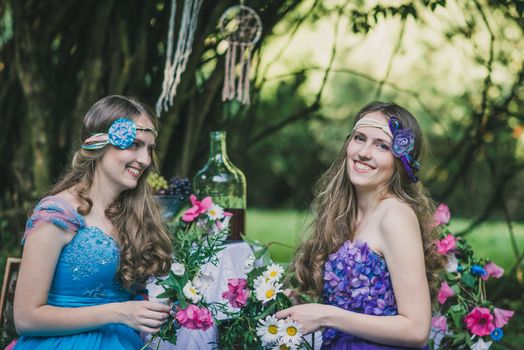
[193, 131, 246, 240]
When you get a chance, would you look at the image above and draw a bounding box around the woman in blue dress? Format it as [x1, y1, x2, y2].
[13, 95, 173, 349]
[278, 102, 444, 349]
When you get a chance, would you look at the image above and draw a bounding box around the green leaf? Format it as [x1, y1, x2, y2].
[448, 304, 466, 328]
[462, 272, 476, 288]
[450, 332, 469, 346]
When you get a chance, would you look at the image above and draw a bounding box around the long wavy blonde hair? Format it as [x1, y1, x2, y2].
[48, 95, 172, 290]
[292, 101, 445, 300]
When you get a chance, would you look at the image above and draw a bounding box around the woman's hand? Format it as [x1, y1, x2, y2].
[275, 303, 331, 334]
[117, 300, 171, 333]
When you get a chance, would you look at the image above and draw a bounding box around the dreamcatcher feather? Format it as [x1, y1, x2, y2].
[219, 2, 262, 105]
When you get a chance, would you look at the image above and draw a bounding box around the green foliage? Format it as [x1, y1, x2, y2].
[142, 204, 229, 349]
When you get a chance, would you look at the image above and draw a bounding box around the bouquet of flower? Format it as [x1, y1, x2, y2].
[143, 195, 232, 348]
[218, 248, 312, 350]
[430, 204, 515, 350]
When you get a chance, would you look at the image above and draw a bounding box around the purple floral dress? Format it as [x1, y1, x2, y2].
[321, 240, 427, 350]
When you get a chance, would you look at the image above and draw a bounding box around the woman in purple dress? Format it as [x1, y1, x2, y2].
[277, 102, 444, 349]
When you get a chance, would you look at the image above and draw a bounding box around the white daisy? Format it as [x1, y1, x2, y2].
[207, 204, 225, 220]
[263, 263, 285, 281]
[183, 281, 202, 303]
[171, 262, 185, 276]
[277, 318, 302, 347]
[256, 315, 282, 346]
[271, 339, 298, 350]
[255, 280, 283, 303]
[254, 275, 271, 288]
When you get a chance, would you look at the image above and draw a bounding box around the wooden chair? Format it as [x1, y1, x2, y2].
[0, 257, 21, 348]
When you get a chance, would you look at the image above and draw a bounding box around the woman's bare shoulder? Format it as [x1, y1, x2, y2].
[378, 198, 419, 238]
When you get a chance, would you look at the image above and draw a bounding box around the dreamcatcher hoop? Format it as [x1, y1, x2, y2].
[219, 3, 262, 105]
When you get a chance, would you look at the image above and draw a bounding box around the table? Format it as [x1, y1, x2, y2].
[147, 242, 323, 350]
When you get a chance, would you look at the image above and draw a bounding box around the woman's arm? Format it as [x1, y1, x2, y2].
[14, 223, 170, 337]
[277, 204, 431, 348]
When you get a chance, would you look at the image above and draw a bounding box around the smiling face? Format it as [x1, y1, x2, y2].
[95, 114, 156, 194]
[346, 111, 395, 192]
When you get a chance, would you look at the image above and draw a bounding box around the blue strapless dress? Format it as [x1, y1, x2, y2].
[14, 196, 143, 350]
[321, 240, 428, 350]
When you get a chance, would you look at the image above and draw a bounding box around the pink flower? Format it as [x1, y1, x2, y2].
[436, 234, 458, 255]
[437, 282, 455, 304]
[222, 278, 249, 308]
[493, 307, 514, 328]
[464, 307, 495, 336]
[175, 304, 214, 330]
[182, 195, 213, 222]
[431, 315, 448, 332]
[433, 203, 451, 226]
[482, 262, 504, 281]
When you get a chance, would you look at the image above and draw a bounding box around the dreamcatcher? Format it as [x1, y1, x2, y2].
[156, 0, 204, 116]
[219, 1, 262, 105]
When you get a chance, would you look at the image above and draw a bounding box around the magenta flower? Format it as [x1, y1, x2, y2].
[182, 195, 213, 222]
[437, 282, 455, 304]
[431, 315, 448, 332]
[175, 304, 214, 330]
[493, 307, 514, 328]
[482, 262, 504, 281]
[433, 203, 451, 226]
[222, 278, 249, 308]
[436, 234, 458, 255]
[464, 307, 495, 336]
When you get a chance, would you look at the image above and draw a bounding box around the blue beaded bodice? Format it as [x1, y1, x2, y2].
[24, 196, 132, 306]
[322, 240, 398, 344]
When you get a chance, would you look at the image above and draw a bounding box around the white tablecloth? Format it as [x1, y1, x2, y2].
[148, 241, 323, 349]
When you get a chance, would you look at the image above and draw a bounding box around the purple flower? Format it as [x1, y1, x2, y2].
[391, 128, 415, 157]
[322, 240, 398, 342]
[491, 328, 503, 342]
[471, 265, 488, 278]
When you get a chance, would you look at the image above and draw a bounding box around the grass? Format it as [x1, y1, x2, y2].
[246, 209, 524, 272]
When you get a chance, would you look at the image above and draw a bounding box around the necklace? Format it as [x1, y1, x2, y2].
[93, 204, 112, 235]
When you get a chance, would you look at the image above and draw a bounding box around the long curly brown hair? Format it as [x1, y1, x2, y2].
[48, 95, 172, 290]
[292, 101, 445, 301]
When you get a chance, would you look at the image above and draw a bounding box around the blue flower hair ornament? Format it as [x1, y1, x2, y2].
[388, 117, 420, 183]
[82, 118, 157, 150]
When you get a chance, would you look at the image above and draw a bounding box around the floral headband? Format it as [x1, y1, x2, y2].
[351, 116, 420, 183]
[82, 118, 158, 150]
[388, 117, 420, 183]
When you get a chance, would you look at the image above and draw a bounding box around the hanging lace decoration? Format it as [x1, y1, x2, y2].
[219, 2, 262, 105]
[156, 0, 204, 116]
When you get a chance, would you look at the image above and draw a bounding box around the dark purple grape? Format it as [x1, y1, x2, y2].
[167, 176, 192, 201]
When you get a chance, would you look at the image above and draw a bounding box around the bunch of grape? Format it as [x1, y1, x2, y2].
[147, 173, 168, 194]
[165, 177, 192, 202]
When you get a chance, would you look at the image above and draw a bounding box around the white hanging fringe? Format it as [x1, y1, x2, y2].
[156, 0, 203, 116]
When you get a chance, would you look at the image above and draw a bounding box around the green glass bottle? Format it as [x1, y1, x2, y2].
[193, 131, 246, 240]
